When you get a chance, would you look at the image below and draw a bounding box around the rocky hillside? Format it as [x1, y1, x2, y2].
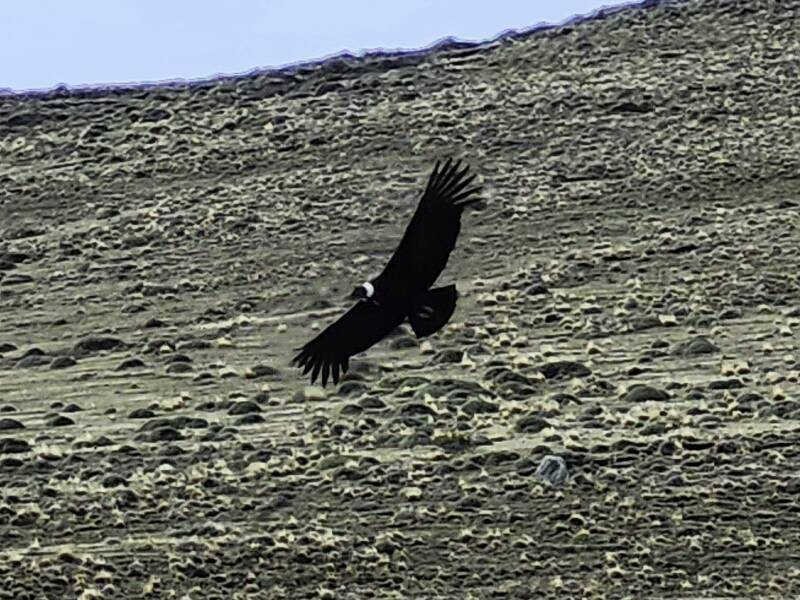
[1, 0, 800, 597]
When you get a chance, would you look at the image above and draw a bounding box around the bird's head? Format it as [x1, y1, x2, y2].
[348, 281, 375, 302]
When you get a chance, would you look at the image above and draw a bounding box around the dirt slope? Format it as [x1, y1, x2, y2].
[2, 0, 800, 597]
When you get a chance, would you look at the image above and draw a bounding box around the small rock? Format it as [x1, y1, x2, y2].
[708, 378, 745, 390]
[461, 398, 499, 415]
[15, 355, 50, 368]
[535, 455, 568, 486]
[538, 361, 591, 380]
[0, 251, 29, 266]
[234, 414, 265, 426]
[675, 335, 718, 356]
[50, 356, 77, 369]
[219, 367, 240, 379]
[293, 386, 327, 402]
[215, 337, 234, 348]
[1, 273, 34, 285]
[96, 206, 119, 219]
[431, 349, 463, 364]
[339, 381, 368, 396]
[398, 402, 436, 417]
[245, 364, 281, 379]
[359, 396, 387, 410]
[138, 416, 207, 430]
[227, 401, 262, 416]
[458, 495, 483, 509]
[525, 282, 550, 296]
[548, 392, 581, 406]
[0, 438, 30, 454]
[88, 436, 113, 448]
[0, 418, 24, 430]
[484, 366, 531, 386]
[167, 354, 192, 363]
[516, 414, 551, 434]
[121, 303, 146, 314]
[401, 486, 423, 501]
[135, 426, 184, 443]
[390, 336, 418, 350]
[128, 408, 156, 419]
[166, 362, 193, 374]
[116, 357, 146, 370]
[718, 307, 742, 320]
[21, 347, 46, 358]
[71, 336, 126, 358]
[623, 384, 670, 402]
[143, 317, 166, 328]
[176, 339, 211, 350]
[339, 403, 362, 416]
[475, 450, 521, 466]
[102, 475, 128, 488]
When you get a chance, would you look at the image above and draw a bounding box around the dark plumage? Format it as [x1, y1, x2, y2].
[292, 158, 482, 386]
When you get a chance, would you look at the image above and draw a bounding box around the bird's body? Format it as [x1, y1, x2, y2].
[292, 158, 482, 386]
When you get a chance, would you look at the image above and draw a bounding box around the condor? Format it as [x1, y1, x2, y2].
[292, 158, 482, 386]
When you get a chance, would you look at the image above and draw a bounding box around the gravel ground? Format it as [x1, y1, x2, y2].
[2, 0, 800, 597]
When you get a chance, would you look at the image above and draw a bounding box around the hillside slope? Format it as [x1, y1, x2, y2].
[1, 0, 800, 597]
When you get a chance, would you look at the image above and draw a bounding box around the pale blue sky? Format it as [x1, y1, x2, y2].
[2, 1, 634, 92]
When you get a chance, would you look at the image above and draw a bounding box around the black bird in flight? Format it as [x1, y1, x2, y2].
[292, 158, 482, 386]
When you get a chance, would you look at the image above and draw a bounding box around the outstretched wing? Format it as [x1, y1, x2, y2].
[375, 158, 482, 295]
[292, 302, 406, 386]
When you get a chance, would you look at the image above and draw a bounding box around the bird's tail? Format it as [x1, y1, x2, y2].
[408, 285, 458, 338]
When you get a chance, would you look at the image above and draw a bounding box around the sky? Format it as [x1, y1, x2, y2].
[2, 1, 635, 93]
